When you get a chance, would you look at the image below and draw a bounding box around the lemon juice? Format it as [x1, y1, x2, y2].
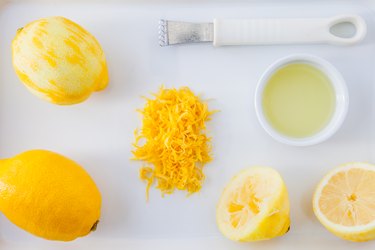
[262, 63, 335, 138]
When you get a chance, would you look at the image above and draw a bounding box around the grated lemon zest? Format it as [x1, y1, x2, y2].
[132, 86, 214, 199]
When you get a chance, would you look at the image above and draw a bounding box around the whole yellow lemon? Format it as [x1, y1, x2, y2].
[12, 16, 109, 105]
[0, 150, 102, 241]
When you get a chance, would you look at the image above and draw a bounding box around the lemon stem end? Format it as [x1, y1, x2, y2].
[90, 220, 99, 232]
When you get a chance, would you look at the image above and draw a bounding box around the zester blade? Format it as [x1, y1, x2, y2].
[159, 20, 213, 46]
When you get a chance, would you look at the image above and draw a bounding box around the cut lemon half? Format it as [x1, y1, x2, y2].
[216, 167, 290, 241]
[313, 162, 375, 242]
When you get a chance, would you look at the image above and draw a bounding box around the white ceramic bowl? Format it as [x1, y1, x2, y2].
[255, 54, 349, 146]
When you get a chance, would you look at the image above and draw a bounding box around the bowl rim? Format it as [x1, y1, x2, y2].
[254, 54, 349, 147]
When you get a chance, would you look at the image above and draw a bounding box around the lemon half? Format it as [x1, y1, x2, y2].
[216, 167, 290, 241]
[313, 162, 375, 242]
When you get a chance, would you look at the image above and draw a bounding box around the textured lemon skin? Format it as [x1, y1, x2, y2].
[216, 167, 290, 242]
[12, 16, 108, 105]
[313, 162, 375, 242]
[0, 150, 101, 241]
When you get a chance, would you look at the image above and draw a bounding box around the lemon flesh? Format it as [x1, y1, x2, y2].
[216, 167, 290, 242]
[12, 16, 108, 105]
[313, 162, 375, 242]
[0, 150, 102, 241]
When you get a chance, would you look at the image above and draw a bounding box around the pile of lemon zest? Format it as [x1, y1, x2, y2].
[132, 86, 215, 198]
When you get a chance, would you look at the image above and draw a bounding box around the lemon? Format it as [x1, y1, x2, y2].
[0, 150, 101, 241]
[216, 167, 290, 241]
[313, 162, 375, 242]
[12, 16, 108, 105]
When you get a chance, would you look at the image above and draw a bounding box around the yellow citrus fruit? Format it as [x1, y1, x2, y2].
[216, 167, 290, 241]
[313, 162, 375, 242]
[12, 16, 108, 105]
[0, 150, 101, 241]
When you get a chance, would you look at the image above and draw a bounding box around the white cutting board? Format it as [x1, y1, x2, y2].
[0, 0, 375, 249]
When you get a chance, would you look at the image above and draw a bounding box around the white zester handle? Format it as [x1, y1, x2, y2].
[213, 15, 367, 46]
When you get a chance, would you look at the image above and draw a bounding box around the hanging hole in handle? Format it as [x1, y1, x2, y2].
[329, 22, 356, 39]
[327, 15, 367, 45]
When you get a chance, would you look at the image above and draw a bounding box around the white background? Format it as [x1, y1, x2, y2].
[0, 0, 375, 249]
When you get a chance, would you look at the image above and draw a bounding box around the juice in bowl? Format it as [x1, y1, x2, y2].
[255, 54, 349, 146]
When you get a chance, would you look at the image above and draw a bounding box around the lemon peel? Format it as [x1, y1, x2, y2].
[132, 86, 215, 198]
